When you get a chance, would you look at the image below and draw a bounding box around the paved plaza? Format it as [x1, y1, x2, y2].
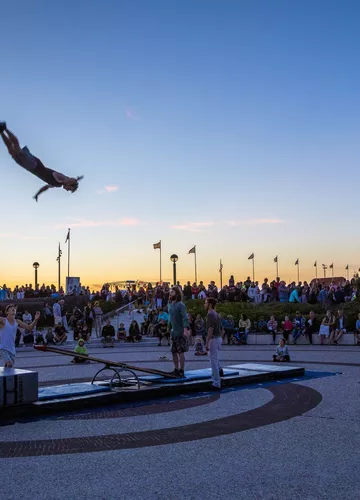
[0, 334, 360, 500]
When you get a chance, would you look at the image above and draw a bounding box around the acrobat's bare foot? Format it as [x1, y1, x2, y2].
[0, 122, 6, 134]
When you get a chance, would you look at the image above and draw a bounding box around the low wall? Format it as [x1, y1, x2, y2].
[0, 296, 89, 314]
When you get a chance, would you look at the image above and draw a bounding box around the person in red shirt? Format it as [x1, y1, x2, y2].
[281, 316, 293, 342]
[191, 283, 199, 299]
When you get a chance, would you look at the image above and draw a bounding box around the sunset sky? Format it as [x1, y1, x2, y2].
[1, 0, 360, 289]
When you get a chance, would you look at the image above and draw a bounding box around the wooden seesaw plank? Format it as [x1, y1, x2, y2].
[34, 345, 178, 378]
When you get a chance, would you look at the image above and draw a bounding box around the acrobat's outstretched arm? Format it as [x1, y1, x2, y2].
[33, 184, 53, 202]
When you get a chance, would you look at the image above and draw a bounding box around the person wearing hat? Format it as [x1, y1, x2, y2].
[71, 338, 89, 363]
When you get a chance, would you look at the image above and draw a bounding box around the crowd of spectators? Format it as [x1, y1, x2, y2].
[181, 276, 358, 306]
[114, 276, 359, 308]
[219, 308, 359, 346]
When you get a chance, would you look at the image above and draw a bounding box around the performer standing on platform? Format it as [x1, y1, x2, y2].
[168, 287, 190, 378]
[0, 304, 40, 367]
[205, 298, 223, 390]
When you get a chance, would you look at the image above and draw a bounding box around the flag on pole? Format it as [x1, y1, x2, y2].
[274, 256, 278, 263]
[345, 264, 349, 270]
[295, 259, 299, 266]
[248, 253, 254, 260]
[188, 246, 196, 254]
[314, 261, 317, 267]
[219, 260, 223, 272]
[65, 229, 70, 244]
[153, 241, 161, 250]
[330, 263, 333, 269]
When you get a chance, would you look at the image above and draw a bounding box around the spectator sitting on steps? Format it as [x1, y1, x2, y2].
[71, 338, 90, 363]
[129, 320, 141, 342]
[117, 323, 127, 341]
[54, 322, 67, 345]
[329, 309, 347, 345]
[354, 313, 360, 346]
[273, 338, 290, 362]
[157, 319, 170, 347]
[45, 327, 55, 344]
[304, 311, 319, 345]
[235, 314, 251, 344]
[101, 319, 115, 347]
[195, 337, 207, 356]
[281, 316, 293, 343]
[267, 315, 278, 345]
[292, 311, 305, 344]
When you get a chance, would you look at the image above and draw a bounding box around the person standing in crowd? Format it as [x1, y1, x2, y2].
[84, 302, 94, 337]
[93, 301, 103, 338]
[168, 287, 190, 378]
[53, 299, 62, 326]
[155, 284, 163, 309]
[0, 304, 40, 367]
[59, 300, 68, 331]
[205, 298, 223, 390]
[183, 281, 192, 301]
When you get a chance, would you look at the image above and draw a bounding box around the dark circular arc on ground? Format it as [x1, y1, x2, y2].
[58, 393, 220, 420]
[0, 383, 322, 458]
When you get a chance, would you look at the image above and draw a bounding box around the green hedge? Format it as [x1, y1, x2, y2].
[185, 299, 360, 330]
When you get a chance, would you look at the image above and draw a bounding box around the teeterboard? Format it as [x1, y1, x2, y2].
[34, 345, 178, 378]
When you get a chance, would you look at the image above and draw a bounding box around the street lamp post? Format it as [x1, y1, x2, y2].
[33, 262, 40, 288]
[170, 254, 178, 286]
[56, 244, 62, 292]
[322, 264, 327, 278]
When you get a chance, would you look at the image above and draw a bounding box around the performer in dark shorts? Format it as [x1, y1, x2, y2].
[0, 122, 83, 201]
[168, 287, 190, 378]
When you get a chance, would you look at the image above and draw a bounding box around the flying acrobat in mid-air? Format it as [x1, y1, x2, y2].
[0, 121, 83, 202]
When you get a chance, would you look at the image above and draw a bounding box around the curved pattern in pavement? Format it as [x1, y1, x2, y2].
[0, 383, 322, 458]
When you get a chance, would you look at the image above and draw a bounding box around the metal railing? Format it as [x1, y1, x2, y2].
[102, 300, 138, 331]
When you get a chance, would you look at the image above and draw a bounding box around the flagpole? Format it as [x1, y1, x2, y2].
[160, 240, 162, 283]
[194, 246, 197, 283]
[297, 259, 300, 283]
[315, 262, 317, 280]
[276, 256, 278, 279]
[252, 256, 255, 282]
[220, 259, 223, 289]
[67, 228, 71, 280]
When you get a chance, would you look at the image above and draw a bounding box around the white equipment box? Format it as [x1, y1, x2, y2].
[0, 368, 38, 406]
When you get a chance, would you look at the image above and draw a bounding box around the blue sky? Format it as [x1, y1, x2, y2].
[1, 0, 360, 287]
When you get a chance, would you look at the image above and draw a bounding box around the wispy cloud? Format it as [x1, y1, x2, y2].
[0, 233, 47, 240]
[96, 185, 119, 194]
[225, 219, 284, 227]
[104, 185, 118, 193]
[56, 218, 140, 229]
[126, 107, 139, 121]
[171, 222, 215, 232]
